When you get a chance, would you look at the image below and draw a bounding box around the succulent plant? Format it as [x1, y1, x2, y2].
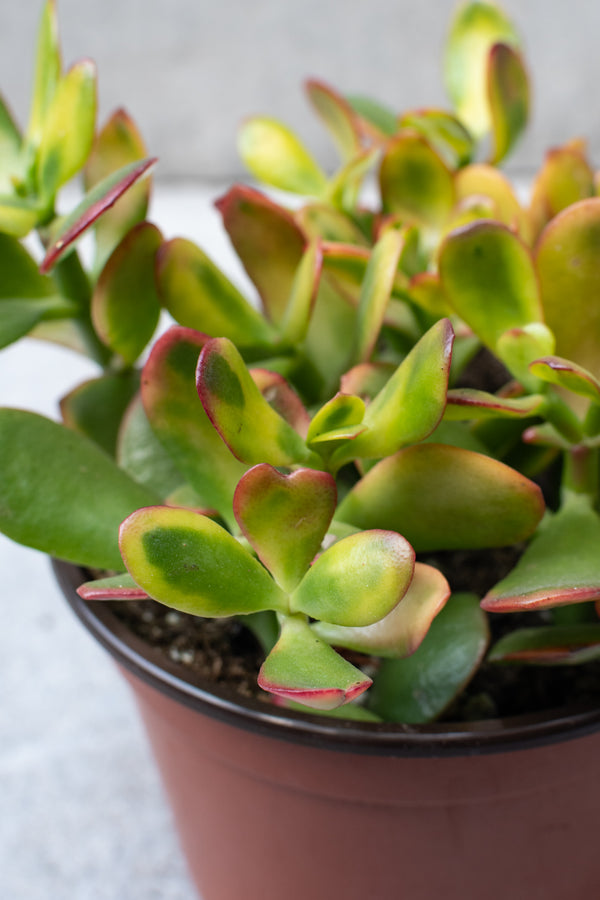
[3, 1, 600, 723]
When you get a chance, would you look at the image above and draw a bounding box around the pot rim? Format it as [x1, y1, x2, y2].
[55, 559, 600, 758]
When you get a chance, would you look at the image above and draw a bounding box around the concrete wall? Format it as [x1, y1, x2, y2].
[1, 1, 599, 179]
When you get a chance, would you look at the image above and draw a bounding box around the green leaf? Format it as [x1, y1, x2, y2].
[258, 615, 372, 710]
[40, 157, 157, 273]
[83, 108, 151, 273]
[439, 221, 543, 351]
[36, 59, 97, 198]
[0, 196, 41, 237]
[117, 395, 184, 499]
[307, 394, 366, 449]
[0, 408, 158, 569]
[215, 185, 306, 325]
[536, 198, 600, 387]
[379, 132, 455, 227]
[291, 529, 415, 627]
[156, 237, 276, 347]
[529, 142, 595, 239]
[454, 163, 528, 237]
[346, 95, 398, 139]
[444, 1, 521, 139]
[60, 370, 140, 456]
[482, 493, 600, 611]
[333, 318, 454, 466]
[91, 222, 162, 364]
[368, 593, 489, 723]
[488, 623, 600, 664]
[313, 562, 450, 658]
[337, 443, 545, 552]
[488, 43, 529, 164]
[352, 228, 405, 365]
[305, 79, 362, 161]
[77, 572, 149, 601]
[495, 323, 556, 390]
[278, 240, 323, 345]
[529, 356, 600, 406]
[196, 336, 317, 467]
[233, 465, 337, 593]
[296, 203, 368, 245]
[444, 388, 545, 421]
[26, 0, 61, 148]
[399, 109, 475, 169]
[0, 233, 71, 346]
[238, 116, 327, 196]
[141, 327, 247, 527]
[0, 95, 23, 193]
[119, 505, 288, 617]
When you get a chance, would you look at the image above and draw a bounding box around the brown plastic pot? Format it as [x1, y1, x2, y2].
[56, 560, 600, 900]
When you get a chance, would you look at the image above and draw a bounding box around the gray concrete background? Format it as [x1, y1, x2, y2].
[1, 1, 599, 179]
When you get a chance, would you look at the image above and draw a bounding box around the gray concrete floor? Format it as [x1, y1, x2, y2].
[0, 183, 247, 900]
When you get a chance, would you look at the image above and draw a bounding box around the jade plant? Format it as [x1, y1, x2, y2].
[3, 1, 600, 723]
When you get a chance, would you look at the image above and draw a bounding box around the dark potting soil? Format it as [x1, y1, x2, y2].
[109, 539, 600, 724]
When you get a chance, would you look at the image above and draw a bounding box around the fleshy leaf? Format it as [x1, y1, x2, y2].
[60, 369, 140, 456]
[313, 562, 450, 658]
[141, 327, 247, 527]
[238, 117, 327, 196]
[346, 94, 398, 139]
[337, 443, 544, 552]
[40, 157, 157, 273]
[0, 233, 71, 346]
[0, 95, 23, 193]
[454, 163, 526, 236]
[250, 368, 310, 437]
[482, 493, 600, 611]
[407, 273, 453, 317]
[119, 505, 288, 617]
[399, 109, 474, 169]
[439, 221, 543, 351]
[258, 615, 372, 710]
[379, 132, 455, 227]
[157, 237, 276, 348]
[91, 222, 162, 364]
[83, 108, 151, 272]
[339, 362, 395, 401]
[26, 0, 61, 148]
[488, 42, 529, 164]
[529, 142, 595, 240]
[215, 185, 306, 324]
[0, 196, 41, 237]
[368, 593, 489, 723]
[0, 408, 158, 569]
[529, 356, 600, 405]
[445, 388, 545, 420]
[352, 228, 404, 364]
[307, 394, 365, 445]
[77, 572, 149, 601]
[36, 60, 97, 198]
[196, 337, 317, 467]
[296, 203, 368, 245]
[333, 318, 454, 466]
[234, 465, 336, 592]
[117, 394, 184, 499]
[279, 240, 323, 345]
[488, 624, 600, 664]
[291, 529, 415, 627]
[536, 198, 600, 385]
[444, 1, 521, 139]
[495, 323, 556, 390]
[305, 79, 362, 161]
